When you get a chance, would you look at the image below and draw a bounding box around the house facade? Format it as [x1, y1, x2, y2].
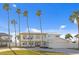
[0, 33, 12, 47]
[17, 33, 47, 47]
[17, 32, 78, 48]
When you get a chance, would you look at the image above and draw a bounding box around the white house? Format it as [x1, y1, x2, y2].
[17, 32, 78, 48]
[0, 33, 12, 47]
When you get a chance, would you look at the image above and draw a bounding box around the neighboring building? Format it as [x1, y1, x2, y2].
[47, 33, 77, 48]
[0, 33, 12, 47]
[17, 32, 78, 48]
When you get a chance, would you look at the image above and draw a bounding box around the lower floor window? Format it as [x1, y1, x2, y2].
[29, 42, 33, 45]
[23, 42, 27, 45]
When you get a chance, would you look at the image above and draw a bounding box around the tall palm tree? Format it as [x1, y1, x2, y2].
[65, 33, 73, 40]
[23, 10, 30, 34]
[16, 8, 21, 47]
[11, 19, 17, 47]
[23, 10, 31, 47]
[69, 11, 79, 48]
[36, 10, 43, 47]
[3, 3, 10, 48]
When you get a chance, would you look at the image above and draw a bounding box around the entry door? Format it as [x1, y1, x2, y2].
[35, 42, 40, 47]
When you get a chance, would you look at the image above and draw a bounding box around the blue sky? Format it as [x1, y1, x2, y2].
[0, 3, 79, 35]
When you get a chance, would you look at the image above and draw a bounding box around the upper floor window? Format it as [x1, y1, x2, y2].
[23, 35, 33, 40]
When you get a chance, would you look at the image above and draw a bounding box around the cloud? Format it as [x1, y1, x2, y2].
[60, 25, 66, 29]
[13, 4, 16, 8]
[26, 28, 41, 33]
[30, 28, 41, 32]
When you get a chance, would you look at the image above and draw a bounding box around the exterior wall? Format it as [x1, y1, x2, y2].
[17, 33, 78, 48]
[0, 36, 12, 47]
[19, 33, 47, 47]
[46, 34, 78, 48]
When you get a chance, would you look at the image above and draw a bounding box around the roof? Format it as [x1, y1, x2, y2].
[19, 32, 47, 35]
[16, 32, 61, 36]
[0, 33, 12, 37]
[47, 32, 61, 36]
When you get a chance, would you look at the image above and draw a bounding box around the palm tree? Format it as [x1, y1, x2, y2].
[3, 3, 10, 48]
[11, 19, 17, 47]
[23, 10, 30, 34]
[69, 11, 79, 48]
[23, 10, 31, 47]
[36, 10, 43, 47]
[16, 8, 21, 47]
[65, 33, 73, 40]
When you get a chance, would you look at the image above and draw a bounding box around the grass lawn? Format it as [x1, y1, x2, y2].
[0, 50, 64, 55]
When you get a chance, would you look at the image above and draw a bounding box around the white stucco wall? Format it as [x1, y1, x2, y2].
[47, 34, 78, 48]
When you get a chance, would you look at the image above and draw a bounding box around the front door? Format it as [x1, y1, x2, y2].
[35, 42, 40, 47]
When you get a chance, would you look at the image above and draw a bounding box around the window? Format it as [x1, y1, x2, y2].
[23, 35, 33, 40]
[23, 42, 27, 45]
[29, 42, 33, 45]
[23, 35, 27, 39]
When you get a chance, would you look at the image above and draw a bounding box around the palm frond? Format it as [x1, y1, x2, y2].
[16, 8, 21, 14]
[23, 10, 28, 16]
[73, 11, 79, 17]
[3, 3, 9, 11]
[69, 15, 75, 23]
[36, 10, 41, 16]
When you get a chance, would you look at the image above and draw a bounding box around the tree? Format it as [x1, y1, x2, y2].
[23, 10, 30, 34]
[65, 33, 73, 40]
[16, 8, 21, 47]
[69, 11, 79, 48]
[11, 19, 17, 47]
[3, 3, 10, 48]
[36, 10, 43, 47]
[23, 10, 31, 47]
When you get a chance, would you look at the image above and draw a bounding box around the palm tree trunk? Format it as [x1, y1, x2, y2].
[78, 24, 79, 48]
[26, 16, 31, 47]
[14, 24, 17, 47]
[8, 10, 10, 48]
[39, 16, 43, 47]
[18, 14, 21, 47]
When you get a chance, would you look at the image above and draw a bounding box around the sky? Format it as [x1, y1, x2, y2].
[0, 3, 79, 37]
